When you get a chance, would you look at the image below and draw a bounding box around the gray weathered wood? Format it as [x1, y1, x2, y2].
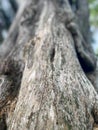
[0, 0, 98, 130]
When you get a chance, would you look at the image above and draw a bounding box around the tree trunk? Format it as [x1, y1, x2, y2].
[0, 0, 98, 130]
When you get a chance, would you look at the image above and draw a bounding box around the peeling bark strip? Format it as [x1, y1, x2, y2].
[0, 0, 98, 130]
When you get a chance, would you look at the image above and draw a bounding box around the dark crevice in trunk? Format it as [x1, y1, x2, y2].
[0, 114, 7, 130]
[50, 47, 55, 62]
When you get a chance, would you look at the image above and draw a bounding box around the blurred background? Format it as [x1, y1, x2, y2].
[0, 0, 24, 43]
[88, 0, 98, 53]
[0, 0, 98, 53]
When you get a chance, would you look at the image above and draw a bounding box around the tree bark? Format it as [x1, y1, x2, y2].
[0, 0, 98, 130]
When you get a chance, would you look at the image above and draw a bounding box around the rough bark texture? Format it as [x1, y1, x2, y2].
[0, 0, 98, 130]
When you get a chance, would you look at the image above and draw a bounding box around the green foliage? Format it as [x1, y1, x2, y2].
[88, 0, 95, 4]
[88, 0, 98, 27]
[95, 48, 98, 56]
